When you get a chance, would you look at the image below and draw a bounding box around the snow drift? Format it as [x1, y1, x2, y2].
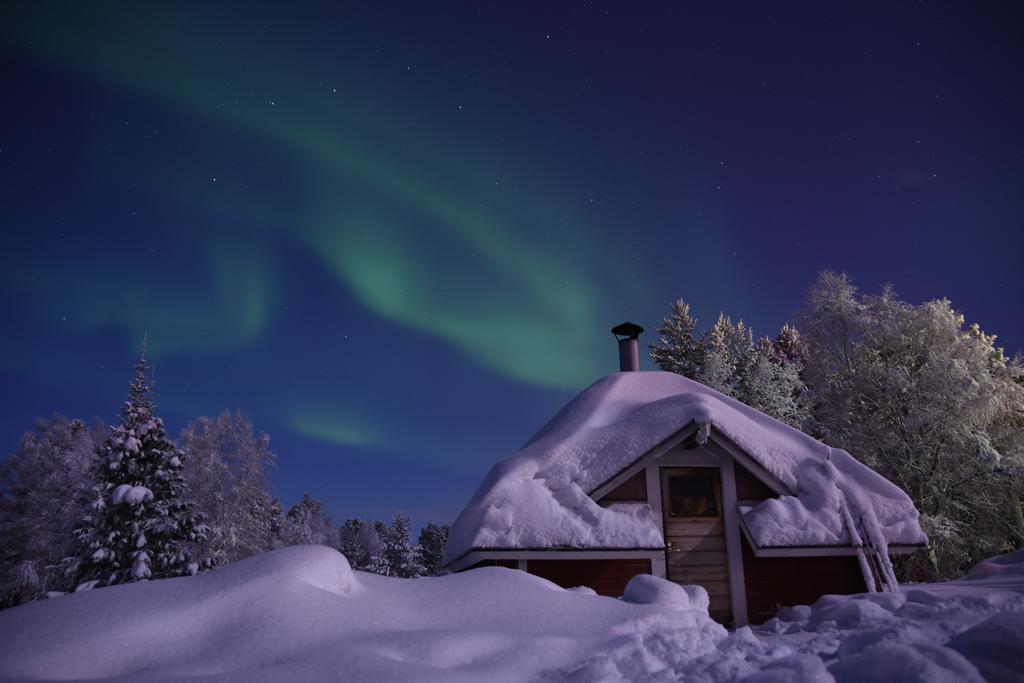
[445, 371, 927, 565]
[1, 545, 1022, 682]
[0, 545, 723, 682]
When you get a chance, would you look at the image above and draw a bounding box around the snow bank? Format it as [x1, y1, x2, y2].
[0, 544, 727, 683]
[962, 547, 1024, 582]
[0, 545, 357, 682]
[1, 546, 1021, 682]
[946, 612, 1024, 682]
[446, 371, 926, 564]
[622, 573, 709, 612]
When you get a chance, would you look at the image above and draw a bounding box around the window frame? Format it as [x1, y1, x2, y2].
[660, 467, 723, 521]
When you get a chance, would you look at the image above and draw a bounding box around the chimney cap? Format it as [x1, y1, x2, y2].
[611, 321, 644, 339]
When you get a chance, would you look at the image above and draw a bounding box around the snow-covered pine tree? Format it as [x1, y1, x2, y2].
[697, 313, 753, 396]
[281, 493, 337, 547]
[650, 300, 808, 426]
[268, 497, 285, 549]
[338, 517, 368, 569]
[75, 350, 207, 588]
[416, 522, 449, 577]
[364, 520, 391, 575]
[649, 299, 703, 378]
[179, 411, 278, 566]
[773, 323, 808, 367]
[0, 416, 106, 606]
[382, 513, 422, 578]
[738, 337, 808, 428]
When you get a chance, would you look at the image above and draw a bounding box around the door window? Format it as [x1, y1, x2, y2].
[667, 472, 719, 517]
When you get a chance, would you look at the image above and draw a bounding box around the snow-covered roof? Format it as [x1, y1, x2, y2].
[445, 371, 927, 565]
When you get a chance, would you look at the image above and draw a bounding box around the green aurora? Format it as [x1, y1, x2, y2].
[1, 4, 657, 390]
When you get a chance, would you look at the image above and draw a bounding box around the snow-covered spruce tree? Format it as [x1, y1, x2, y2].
[268, 497, 285, 549]
[698, 313, 754, 397]
[738, 337, 808, 429]
[338, 517, 369, 569]
[773, 323, 808, 367]
[280, 493, 337, 547]
[75, 352, 207, 588]
[179, 411, 278, 566]
[0, 416, 106, 606]
[649, 299, 704, 378]
[382, 513, 422, 578]
[798, 272, 1024, 578]
[364, 521, 391, 575]
[416, 522, 449, 577]
[650, 300, 809, 426]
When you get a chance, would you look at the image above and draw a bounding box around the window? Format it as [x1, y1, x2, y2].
[668, 472, 719, 517]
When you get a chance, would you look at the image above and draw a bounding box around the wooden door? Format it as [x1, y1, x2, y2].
[660, 467, 731, 620]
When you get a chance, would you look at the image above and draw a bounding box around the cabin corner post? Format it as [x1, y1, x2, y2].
[645, 462, 668, 578]
[719, 452, 749, 626]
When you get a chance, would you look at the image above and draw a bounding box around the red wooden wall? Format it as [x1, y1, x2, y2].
[733, 462, 777, 500]
[741, 537, 868, 623]
[527, 559, 652, 596]
[600, 470, 648, 501]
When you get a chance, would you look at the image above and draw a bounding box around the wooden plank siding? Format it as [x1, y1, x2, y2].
[668, 534, 726, 553]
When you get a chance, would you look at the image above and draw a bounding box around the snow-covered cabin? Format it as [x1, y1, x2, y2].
[444, 323, 928, 625]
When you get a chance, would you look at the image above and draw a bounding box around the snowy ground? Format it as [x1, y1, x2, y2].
[1, 546, 1022, 682]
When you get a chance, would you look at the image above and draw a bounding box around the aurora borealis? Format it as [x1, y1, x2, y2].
[2, 3, 1022, 524]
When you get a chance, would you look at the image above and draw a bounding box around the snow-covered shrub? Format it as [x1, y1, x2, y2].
[0, 415, 105, 606]
[798, 271, 1024, 578]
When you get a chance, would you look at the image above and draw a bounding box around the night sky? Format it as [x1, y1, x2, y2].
[2, 3, 1021, 526]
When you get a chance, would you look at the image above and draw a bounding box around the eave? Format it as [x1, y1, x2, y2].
[736, 510, 927, 558]
[445, 547, 666, 573]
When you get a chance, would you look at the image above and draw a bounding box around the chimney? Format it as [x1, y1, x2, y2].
[611, 322, 644, 372]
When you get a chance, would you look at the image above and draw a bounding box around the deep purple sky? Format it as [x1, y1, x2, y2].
[1, 3, 1021, 527]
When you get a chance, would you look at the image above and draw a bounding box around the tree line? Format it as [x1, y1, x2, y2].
[649, 271, 1024, 579]
[3, 270, 1020, 604]
[0, 353, 449, 608]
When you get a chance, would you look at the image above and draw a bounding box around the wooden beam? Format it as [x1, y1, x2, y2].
[718, 448, 749, 627]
